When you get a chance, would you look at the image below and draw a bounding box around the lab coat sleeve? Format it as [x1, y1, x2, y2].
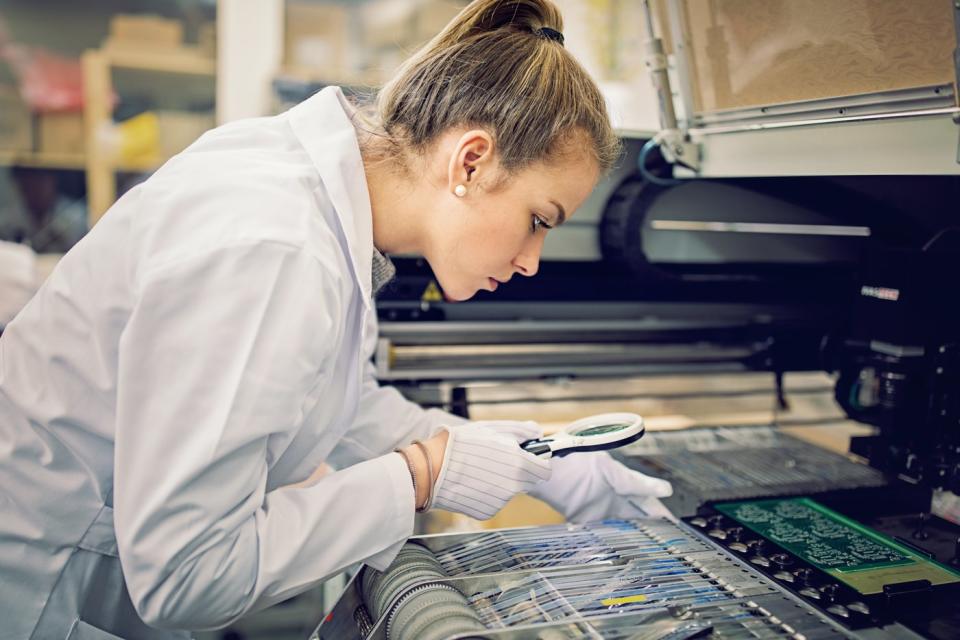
[114, 241, 415, 631]
[326, 305, 466, 470]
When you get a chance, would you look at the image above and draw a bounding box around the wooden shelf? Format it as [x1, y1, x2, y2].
[83, 45, 217, 225]
[115, 157, 164, 173]
[0, 151, 87, 170]
[102, 46, 216, 76]
[277, 65, 384, 88]
[0, 150, 164, 173]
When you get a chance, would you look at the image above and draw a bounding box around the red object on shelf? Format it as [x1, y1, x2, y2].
[12, 47, 85, 113]
[1, 22, 115, 114]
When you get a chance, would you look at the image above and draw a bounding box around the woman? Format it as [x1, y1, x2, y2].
[0, 1, 671, 637]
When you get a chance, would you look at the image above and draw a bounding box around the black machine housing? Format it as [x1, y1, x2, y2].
[375, 156, 960, 634]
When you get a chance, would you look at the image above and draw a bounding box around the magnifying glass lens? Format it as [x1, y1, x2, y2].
[572, 422, 634, 437]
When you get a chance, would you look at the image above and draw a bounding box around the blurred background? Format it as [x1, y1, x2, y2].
[0, 0, 660, 262]
[0, 2, 662, 637]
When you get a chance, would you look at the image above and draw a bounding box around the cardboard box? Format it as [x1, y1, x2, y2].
[361, 0, 412, 50]
[285, 3, 350, 80]
[38, 112, 85, 156]
[363, 0, 464, 50]
[0, 87, 32, 153]
[411, 0, 464, 44]
[107, 14, 184, 50]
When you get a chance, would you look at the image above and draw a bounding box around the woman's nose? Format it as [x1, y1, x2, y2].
[512, 237, 543, 277]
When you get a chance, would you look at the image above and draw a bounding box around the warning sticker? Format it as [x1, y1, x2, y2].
[421, 281, 443, 302]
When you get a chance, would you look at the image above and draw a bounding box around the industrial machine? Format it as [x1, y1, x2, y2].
[323, 198, 960, 638]
[317, 173, 960, 637]
[319, 1, 960, 637]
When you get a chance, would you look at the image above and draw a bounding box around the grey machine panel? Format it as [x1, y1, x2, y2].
[614, 425, 888, 518]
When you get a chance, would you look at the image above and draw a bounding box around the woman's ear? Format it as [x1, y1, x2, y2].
[447, 129, 495, 196]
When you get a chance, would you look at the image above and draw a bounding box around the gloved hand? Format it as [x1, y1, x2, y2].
[528, 451, 673, 522]
[431, 421, 552, 520]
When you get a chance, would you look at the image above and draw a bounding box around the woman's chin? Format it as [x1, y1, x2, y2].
[440, 282, 479, 303]
[443, 289, 474, 303]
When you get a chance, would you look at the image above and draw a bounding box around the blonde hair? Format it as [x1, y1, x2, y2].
[370, 0, 620, 174]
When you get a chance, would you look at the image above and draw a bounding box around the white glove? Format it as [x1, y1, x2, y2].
[528, 451, 673, 522]
[432, 421, 552, 520]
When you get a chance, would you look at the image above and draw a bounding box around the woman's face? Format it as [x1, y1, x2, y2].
[425, 132, 600, 301]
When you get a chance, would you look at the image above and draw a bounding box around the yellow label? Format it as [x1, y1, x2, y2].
[421, 281, 443, 302]
[118, 111, 161, 165]
[600, 594, 647, 607]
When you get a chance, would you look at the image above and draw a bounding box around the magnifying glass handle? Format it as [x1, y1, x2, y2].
[519, 438, 553, 457]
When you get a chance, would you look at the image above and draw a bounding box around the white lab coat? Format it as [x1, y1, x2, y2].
[0, 87, 458, 639]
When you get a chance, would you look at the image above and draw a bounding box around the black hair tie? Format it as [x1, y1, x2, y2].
[536, 27, 564, 45]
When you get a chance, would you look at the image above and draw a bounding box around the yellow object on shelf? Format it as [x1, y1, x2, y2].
[98, 110, 214, 171]
[116, 111, 161, 167]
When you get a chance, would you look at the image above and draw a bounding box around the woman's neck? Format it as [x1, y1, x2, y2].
[360, 143, 433, 256]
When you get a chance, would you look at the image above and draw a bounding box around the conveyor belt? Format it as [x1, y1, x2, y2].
[316, 518, 857, 640]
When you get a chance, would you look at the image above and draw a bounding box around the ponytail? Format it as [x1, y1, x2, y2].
[372, 0, 620, 173]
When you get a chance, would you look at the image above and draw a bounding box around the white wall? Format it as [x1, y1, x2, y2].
[216, 0, 284, 124]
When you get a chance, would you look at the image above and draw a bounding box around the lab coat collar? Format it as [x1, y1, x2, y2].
[287, 87, 374, 309]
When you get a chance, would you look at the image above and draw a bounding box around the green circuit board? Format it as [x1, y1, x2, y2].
[716, 498, 960, 594]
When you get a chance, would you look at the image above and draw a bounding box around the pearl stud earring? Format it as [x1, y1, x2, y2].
[454, 184, 467, 197]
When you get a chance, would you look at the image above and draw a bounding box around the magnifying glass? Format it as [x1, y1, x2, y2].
[519, 412, 645, 458]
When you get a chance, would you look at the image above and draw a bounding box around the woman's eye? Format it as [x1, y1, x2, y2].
[531, 215, 553, 234]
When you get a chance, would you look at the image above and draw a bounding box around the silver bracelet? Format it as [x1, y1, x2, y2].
[411, 440, 433, 513]
[394, 448, 421, 511]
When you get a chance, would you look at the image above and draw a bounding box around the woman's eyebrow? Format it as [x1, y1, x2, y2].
[550, 200, 567, 225]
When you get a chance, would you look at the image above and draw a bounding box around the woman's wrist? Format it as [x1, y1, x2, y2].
[400, 430, 449, 511]
[399, 445, 429, 510]
[423, 430, 448, 487]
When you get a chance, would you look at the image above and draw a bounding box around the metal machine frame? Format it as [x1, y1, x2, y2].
[648, 0, 960, 177]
